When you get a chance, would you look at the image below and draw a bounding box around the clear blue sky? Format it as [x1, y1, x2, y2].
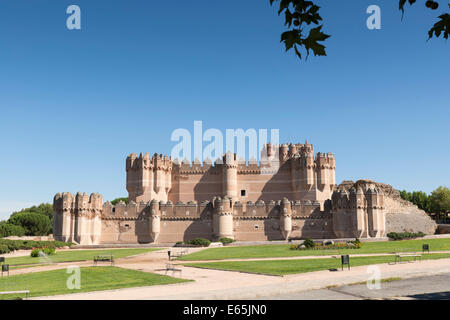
[0, 0, 448, 220]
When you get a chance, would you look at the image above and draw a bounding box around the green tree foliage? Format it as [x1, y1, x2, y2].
[400, 190, 430, 211]
[400, 1, 450, 39]
[400, 186, 450, 217]
[0, 221, 25, 238]
[410, 191, 430, 212]
[270, 0, 330, 59]
[8, 212, 52, 236]
[271, 0, 449, 60]
[111, 197, 129, 205]
[10, 203, 53, 221]
[428, 186, 450, 216]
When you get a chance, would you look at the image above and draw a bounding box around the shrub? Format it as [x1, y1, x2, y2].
[0, 239, 73, 252]
[0, 244, 10, 254]
[30, 248, 40, 257]
[387, 232, 426, 240]
[302, 238, 315, 249]
[0, 222, 25, 238]
[346, 238, 362, 248]
[188, 238, 211, 247]
[175, 241, 183, 245]
[290, 239, 362, 251]
[30, 247, 56, 257]
[219, 237, 235, 245]
[42, 247, 55, 255]
[8, 212, 52, 236]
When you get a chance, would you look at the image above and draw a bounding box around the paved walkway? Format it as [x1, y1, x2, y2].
[30, 248, 450, 300]
[175, 250, 450, 263]
[260, 273, 450, 300]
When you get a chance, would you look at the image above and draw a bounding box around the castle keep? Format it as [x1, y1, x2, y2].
[53, 142, 388, 245]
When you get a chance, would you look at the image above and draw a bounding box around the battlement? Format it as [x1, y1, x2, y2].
[53, 192, 103, 245]
[126, 152, 172, 171]
[331, 181, 386, 238]
[126, 142, 336, 204]
[53, 192, 103, 213]
[331, 185, 385, 211]
[99, 196, 322, 221]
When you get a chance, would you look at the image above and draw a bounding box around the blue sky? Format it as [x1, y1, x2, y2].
[0, 0, 448, 220]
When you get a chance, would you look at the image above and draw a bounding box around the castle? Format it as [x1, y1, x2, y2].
[53, 142, 388, 245]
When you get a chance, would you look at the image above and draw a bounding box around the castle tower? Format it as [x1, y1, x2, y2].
[213, 197, 234, 240]
[316, 152, 328, 189]
[353, 187, 367, 238]
[90, 193, 103, 245]
[288, 143, 297, 157]
[126, 152, 173, 203]
[305, 152, 315, 189]
[53, 192, 73, 243]
[149, 200, 161, 242]
[327, 153, 336, 188]
[222, 152, 238, 201]
[280, 198, 292, 239]
[74, 192, 90, 245]
[54, 192, 103, 245]
[154, 154, 172, 200]
[366, 188, 386, 238]
[279, 143, 289, 164]
[331, 189, 349, 238]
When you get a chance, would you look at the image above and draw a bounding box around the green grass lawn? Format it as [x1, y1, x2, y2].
[0, 266, 190, 299]
[178, 238, 450, 261]
[3, 248, 159, 267]
[184, 253, 450, 276]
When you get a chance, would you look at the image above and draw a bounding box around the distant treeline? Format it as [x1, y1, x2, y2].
[0, 197, 129, 238]
[0, 203, 53, 238]
[400, 186, 450, 218]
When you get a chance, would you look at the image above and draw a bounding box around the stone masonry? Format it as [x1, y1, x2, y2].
[53, 143, 433, 245]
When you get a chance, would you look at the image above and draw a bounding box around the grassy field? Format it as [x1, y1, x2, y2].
[178, 238, 450, 261]
[0, 266, 189, 299]
[2, 248, 159, 266]
[184, 253, 450, 276]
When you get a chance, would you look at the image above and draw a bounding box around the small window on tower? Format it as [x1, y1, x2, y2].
[241, 190, 246, 196]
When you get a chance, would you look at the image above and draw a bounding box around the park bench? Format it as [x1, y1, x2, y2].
[0, 290, 30, 299]
[168, 249, 189, 260]
[394, 252, 422, 264]
[93, 255, 114, 266]
[165, 263, 182, 276]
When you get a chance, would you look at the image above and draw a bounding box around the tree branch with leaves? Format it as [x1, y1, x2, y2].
[272, 0, 449, 60]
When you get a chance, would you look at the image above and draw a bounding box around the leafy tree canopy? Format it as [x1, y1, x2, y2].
[0, 221, 25, 238]
[111, 197, 129, 205]
[400, 186, 450, 217]
[8, 212, 52, 236]
[10, 203, 53, 221]
[271, 0, 449, 60]
[428, 186, 450, 215]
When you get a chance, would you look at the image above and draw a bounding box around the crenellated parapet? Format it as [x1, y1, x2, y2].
[331, 181, 386, 238]
[126, 152, 173, 203]
[53, 192, 103, 245]
[128, 142, 336, 208]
